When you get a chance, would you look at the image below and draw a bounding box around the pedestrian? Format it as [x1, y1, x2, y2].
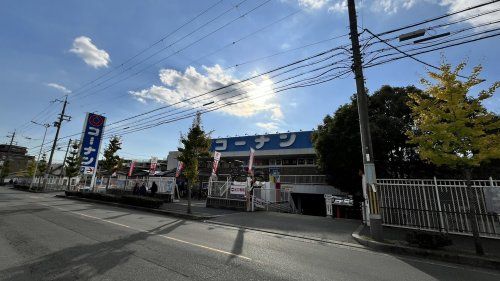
[150, 181, 158, 197]
[132, 182, 139, 195]
[139, 183, 147, 196]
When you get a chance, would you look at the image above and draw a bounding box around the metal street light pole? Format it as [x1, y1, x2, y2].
[30, 122, 50, 190]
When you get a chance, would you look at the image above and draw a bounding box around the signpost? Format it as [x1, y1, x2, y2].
[79, 113, 106, 189]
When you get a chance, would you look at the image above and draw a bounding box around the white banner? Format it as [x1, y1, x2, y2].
[230, 184, 246, 195]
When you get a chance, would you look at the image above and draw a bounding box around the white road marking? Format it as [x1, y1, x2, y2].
[37, 202, 252, 261]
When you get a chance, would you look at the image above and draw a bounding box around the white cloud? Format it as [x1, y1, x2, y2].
[129, 64, 283, 120]
[298, 0, 330, 9]
[69, 36, 110, 68]
[440, 0, 500, 28]
[328, 0, 347, 13]
[281, 43, 291, 50]
[256, 122, 280, 132]
[46, 83, 71, 94]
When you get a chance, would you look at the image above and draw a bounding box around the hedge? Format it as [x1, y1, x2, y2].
[64, 191, 163, 209]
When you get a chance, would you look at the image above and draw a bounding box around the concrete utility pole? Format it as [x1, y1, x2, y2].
[42, 95, 71, 190]
[59, 139, 72, 184]
[0, 131, 16, 182]
[29, 122, 51, 190]
[347, 0, 382, 241]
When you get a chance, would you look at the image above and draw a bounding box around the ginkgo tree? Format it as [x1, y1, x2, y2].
[407, 61, 500, 255]
[177, 113, 211, 214]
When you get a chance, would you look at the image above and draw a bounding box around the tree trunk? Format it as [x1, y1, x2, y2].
[187, 182, 192, 214]
[67, 177, 71, 191]
[465, 168, 484, 255]
[106, 175, 111, 192]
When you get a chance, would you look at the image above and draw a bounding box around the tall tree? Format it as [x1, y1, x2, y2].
[407, 61, 500, 255]
[0, 160, 10, 181]
[312, 86, 426, 197]
[26, 160, 36, 177]
[100, 136, 123, 190]
[37, 154, 47, 177]
[177, 114, 211, 214]
[65, 141, 82, 190]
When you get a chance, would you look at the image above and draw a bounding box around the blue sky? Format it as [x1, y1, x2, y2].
[1, 0, 499, 162]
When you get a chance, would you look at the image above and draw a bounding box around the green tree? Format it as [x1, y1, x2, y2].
[100, 136, 123, 190]
[407, 61, 500, 255]
[312, 86, 426, 197]
[65, 141, 82, 190]
[0, 160, 10, 182]
[26, 160, 36, 177]
[37, 154, 47, 177]
[177, 114, 211, 214]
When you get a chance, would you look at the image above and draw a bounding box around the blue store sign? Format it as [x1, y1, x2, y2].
[210, 131, 313, 152]
[79, 113, 106, 174]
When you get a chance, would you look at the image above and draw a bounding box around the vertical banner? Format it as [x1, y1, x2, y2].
[79, 113, 106, 177]
[128, 161, 136, 177]
[212, 151, 221, 176]
[248, 148, 255, 174]
[175, 161, 184, 178]
[149, 157, 158, 175]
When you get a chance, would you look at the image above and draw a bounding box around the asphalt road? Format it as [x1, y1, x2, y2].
[1, 188, 499, 281]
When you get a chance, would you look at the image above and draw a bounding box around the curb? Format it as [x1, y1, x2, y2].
[55, 195, 217, 221]
[352, 225, 500, 270]
[205, 220, 366, 250]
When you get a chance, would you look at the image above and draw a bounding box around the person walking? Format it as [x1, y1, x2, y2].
[150, 181, 158, 197]
[132, 182, 139, 195]
[139, 183, 147, 196]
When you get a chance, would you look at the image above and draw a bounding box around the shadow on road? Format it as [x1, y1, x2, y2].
[0, 220, 185, 281]
[226, 228, 245, 264]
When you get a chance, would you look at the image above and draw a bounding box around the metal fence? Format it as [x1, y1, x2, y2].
[252, 187, 294, 212]
[280, 175, 327, 185]
[377, 178, 500, 238]
[13, 176, 80, 191]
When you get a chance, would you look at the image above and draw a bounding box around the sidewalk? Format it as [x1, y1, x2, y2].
[353, 225, 500, 269]
[207, 211, 362, 245]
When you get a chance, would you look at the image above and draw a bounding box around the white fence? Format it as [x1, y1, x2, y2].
[96, 177, 176, 194]
[13, 176, 80, 191]
[377, 178, 500, 238]
[252, 188, 295, 213]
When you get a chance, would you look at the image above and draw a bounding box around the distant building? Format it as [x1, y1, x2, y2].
[0, 144, 35, 175]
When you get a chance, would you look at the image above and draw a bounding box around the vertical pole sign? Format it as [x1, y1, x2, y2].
[212, 151, 221, 176]
[248, 148, 255, 175]
[149, 157, 158, 176]
[79, 113, 106, 189]
[128, 161, 136, 177]
[175, 161, 184, 178]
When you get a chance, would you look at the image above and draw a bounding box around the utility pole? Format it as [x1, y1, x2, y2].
[29, 122, 50, 190]
[42, 95, 71, 190]
[59, 139, 72, 185]
[347, 0, 382, 241]
[0, 131, 16, 183]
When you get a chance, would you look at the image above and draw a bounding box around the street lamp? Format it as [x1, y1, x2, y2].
[29, 121, 51, 190]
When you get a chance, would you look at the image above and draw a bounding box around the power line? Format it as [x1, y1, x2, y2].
[69, 0, 226, 97]
[71, 0, 267, 102]
[363, 28, 470, 79]
[365, 31, 500, 68]
[376, 0, 500, 36]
